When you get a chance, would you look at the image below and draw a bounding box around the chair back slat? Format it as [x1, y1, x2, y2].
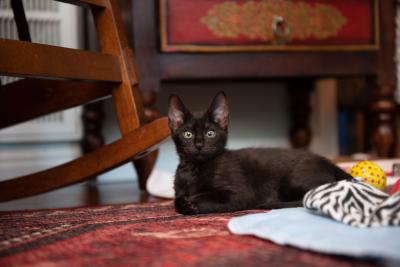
[0, 39, 122, 82]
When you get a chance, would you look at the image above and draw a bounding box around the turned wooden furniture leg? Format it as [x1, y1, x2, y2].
[371, 0, 397, 157]
[134, 150, 159, 190]
[132, 92, 162, 190]
[133, 90, 161, 190]
[81, 102, 105, 155]
[81, 102, 104, 203]
[142, 90, 161, 122]
[371, 85, 397, 157]
[288, 79, 313, 149]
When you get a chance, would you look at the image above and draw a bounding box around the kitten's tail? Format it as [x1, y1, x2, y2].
[333, 165, 353, 181]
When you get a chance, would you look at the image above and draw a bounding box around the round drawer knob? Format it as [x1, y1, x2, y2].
[272, 16, 291, 45]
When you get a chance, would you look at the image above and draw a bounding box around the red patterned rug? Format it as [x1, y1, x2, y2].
[0, 201, 379, 266]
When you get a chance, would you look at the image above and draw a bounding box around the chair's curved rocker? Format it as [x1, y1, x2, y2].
[0, 0, 170, 202]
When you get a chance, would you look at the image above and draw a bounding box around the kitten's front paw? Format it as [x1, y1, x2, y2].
[175, 196, 199, 215]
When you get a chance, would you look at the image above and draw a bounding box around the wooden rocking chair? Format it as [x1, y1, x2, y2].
[0, 0, 170, 202]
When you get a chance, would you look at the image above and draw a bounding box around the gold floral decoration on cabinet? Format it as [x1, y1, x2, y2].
[201, 0, 348, 41]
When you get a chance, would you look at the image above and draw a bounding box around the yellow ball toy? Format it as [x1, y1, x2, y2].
[349, 161, 387, 190]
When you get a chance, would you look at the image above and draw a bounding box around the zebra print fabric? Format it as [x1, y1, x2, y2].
[303, 180, 400, 227]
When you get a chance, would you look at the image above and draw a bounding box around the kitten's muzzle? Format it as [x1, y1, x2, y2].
[195, 142, 204, 151]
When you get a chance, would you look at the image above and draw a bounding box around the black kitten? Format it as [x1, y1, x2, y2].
[168, 91, 351, 215]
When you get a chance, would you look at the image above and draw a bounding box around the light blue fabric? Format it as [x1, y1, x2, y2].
[228, 208, 400, 261]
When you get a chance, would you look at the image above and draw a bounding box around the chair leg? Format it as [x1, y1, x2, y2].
[133, 150, 159, 190]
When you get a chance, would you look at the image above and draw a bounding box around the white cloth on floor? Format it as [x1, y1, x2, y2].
[146, 168, 174, 198]
[228, 208, 400, 261]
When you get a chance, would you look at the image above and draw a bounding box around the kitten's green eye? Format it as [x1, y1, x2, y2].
[206, 130, 216, 138]
[183, 131, 193, 139]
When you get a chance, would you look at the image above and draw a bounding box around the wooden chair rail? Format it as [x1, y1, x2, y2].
[0, 118, 170, 202]
[0, 79, 113, 129]
[0, 38, 122, 82]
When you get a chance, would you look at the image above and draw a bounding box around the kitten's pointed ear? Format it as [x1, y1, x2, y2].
[208, 91, 229, 129]
[168, 94, 189, 131]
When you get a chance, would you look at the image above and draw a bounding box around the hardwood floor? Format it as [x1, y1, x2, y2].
[0, 180, 164, 211]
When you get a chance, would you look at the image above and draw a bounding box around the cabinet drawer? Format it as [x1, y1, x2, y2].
[160, 0, 379, 52]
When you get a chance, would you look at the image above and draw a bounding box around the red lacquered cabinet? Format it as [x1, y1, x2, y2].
[160, 0, 379, 52]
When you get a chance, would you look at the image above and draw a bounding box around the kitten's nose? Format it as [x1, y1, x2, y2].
[195, 142, 203, 150]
